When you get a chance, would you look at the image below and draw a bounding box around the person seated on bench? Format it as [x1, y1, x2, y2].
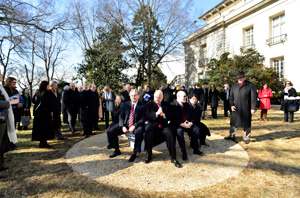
[106, 95, 124, 149]
[107, 89, 145, 162]
[170, 91, 203, 161]
[189, 94, 211, 147]
[144, 90, 182, 168]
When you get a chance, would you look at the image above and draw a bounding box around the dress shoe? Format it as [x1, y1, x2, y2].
[90, 133, 96, 135]
[107, 145, 112, 149]
[193, 149, 204, 155]
[57, 137, 67, 140]
[84, 135, 89, 138]
[182, 152, 188, 161]
[244, 139, 250, 144]
[224, 135, 235, 140]
[128, 153, 137, 162]
[0, 167, 8, 172]
[94, 127, 100, 130]
[144, 152, 152, 163]
[39, 143, 52, 148]
[201, 143, 209, 147]
[171, 158, 183, 168]
[109, 150, 121, 158]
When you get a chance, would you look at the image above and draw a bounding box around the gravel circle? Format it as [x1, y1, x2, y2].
[66, 133, 249, 192]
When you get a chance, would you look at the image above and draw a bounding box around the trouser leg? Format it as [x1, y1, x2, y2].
[67, 110, 76, 132]
[105, 110, 109, 128]
[290, 112, 294, 122]
[201, 110, 205, 119]
[284, 111, 288, 122]
[107, 125, 123, 150]
[162, 127, 176, 159]
[55, 127, 63, 139]
[189, 125, 200, 150]
[243, 127, 251, 141]
[133, 126, 144, 153]
[0, 123, 7, 168]
[229, 125, 237, 137]
[175, 127, 186, 153]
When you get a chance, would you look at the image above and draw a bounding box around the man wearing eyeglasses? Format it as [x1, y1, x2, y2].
[170, 91, 203, 161]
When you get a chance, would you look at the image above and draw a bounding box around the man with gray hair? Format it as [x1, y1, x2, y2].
[170, 91, 203, 161]
[221, 83, 231, 117]
[121, 84, 131, 102]
[49, 80, 66, 140]
[63, 83, 81, 133]
[102, 85, 115, 129]
[107, 89, 145, 162]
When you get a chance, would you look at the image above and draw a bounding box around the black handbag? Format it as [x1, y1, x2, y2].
[286, 100, 299, 112]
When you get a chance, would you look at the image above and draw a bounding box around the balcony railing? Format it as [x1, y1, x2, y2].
[266, 34, 287, 46]
[240, 44, 255, 53]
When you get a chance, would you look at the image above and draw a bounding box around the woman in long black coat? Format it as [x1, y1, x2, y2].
[280, 81, 297, 123]
[32, 81, 55, 148]
[209, 84, 220, 119]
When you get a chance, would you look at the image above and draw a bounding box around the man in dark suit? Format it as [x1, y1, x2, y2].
[209, 84, 220, 119]
[141, 84, 154, 103]
[189, 94, 211, 147]
[221, 83, 231, 117]
[63, 83, 81, 133]
[163, 83, 174, 103]
[198, 82, 209, 120]
[81, 84, 99, 138]
[121, 84, 131, 102]
[170, 91, 203, 161]
[144, 90, 182, 168]
[107, 89, 145, 162]
[188, 83, 199, 99]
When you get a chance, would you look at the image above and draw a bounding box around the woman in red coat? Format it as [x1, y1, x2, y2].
[258, 83, 273, 121]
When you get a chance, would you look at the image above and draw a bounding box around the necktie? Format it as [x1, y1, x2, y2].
[157, 103, 162, 128]
[128, 104, 134, 128]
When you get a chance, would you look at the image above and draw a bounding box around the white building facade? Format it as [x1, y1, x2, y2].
[184, 0, 300, 90]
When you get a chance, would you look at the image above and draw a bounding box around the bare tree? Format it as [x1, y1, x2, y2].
[99, 0, 200, 85]
[35, 31, 68, 82]
[0, 0, 68, 84]
[68, 0, 103, 52]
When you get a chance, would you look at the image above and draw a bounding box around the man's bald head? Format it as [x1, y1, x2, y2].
[70, 83, 76, 91]
[177, 91, 187, 103]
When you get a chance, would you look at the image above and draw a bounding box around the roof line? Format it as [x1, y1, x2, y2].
[198, 0, 229, 20]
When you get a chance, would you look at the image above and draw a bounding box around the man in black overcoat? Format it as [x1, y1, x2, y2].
[49, 81, 66, 140]
[189, 94, 211, 146]
[163, 84, 174, 103]
[188, 83, 199, 99]
[141, 84, 154, 103]
[209, 84, 220, 119]
[63, 83, 81, 133]
[224, 72, 257, 144]
[221, 83, 231, 117]
[82, 84, 99, 138]
[144, 90, 182, 168]
[121, 84, 131, 102]
[107, 89, 145, 162]
[61, 85, 69, 124]
[170, 91, 203, 161]
[198, 82, 209, 120]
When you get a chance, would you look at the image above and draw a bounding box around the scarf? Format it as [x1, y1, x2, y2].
[0, 85, 17, 143]
[284, 86, 293, 100]
[103, 90, 113, 112]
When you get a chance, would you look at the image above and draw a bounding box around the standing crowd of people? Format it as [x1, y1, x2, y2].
[0, 71, 299, 171]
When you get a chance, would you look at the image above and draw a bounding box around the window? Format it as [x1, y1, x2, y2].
[268, 13, 286, 45]
[245, 27, 254, 48]
[273, 58, 284, 78]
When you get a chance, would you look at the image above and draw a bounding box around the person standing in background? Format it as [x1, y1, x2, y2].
[61, 85, 69, 125]
[21, 88, 31, 130]
[198, 82, 208, 120]
[209, 84, 220, 119]
[221, 84, 231, 117]
[280, 81, 297, 123]
[258, 83, 273, 121]
[102, 86, 116, 129]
